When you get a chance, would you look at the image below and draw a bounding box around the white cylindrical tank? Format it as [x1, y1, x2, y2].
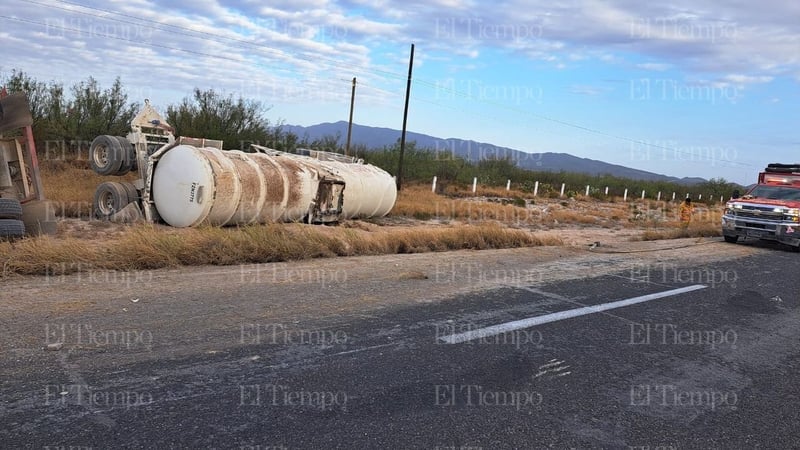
[321, 159, 398, 218]
[150, 145, 397, 227]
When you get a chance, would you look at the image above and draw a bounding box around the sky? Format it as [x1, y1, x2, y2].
[1, 0, 798, 184]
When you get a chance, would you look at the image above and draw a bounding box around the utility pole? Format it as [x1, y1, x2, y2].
[345, 77, 356, 156]
[397, 43, 415, 191]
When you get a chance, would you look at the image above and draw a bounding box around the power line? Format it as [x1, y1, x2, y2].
[408, 78, 753, 168]
[392, 82, 751, 169]
[7, 1, 756, 169]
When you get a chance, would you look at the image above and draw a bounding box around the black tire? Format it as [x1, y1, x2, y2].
[120, 181, 139, 203]
[0, 219, 25, 239]
[114, 136, 137, 175]
[114, 136, 131, 175]
[0, 198, 23, 220]
[90, 135, 124, 176]
[724, 235, 739, 243]
[94, 181, 130, 219]
[765, 163, 800, 173]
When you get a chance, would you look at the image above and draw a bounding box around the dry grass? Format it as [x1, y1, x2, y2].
[393, 185, 539, 224]
[1, 222, 561, 277]
[445, 184, 533, 199]
[637, 222, 722, 241]
[548, 209, 600, 225]
[393, 185, 726, 230]
[38, 166, 724, 231]
[2, 165, 732, 277]
[630, 204, 723, 240]
[40, 161, 137, 218]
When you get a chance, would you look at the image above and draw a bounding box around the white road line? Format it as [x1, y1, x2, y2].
[440, 284, 708, 344]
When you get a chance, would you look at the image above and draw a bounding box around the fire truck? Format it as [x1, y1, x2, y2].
[722, 163, 800, 250]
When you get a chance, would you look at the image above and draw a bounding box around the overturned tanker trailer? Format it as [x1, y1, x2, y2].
[89, 101, 397, 226]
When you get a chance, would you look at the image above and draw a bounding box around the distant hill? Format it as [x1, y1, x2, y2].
[283, 121, 706, 185]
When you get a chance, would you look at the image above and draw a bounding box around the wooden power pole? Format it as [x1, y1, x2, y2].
[345, 77, 356, 156]
[397, 43, 415, 191]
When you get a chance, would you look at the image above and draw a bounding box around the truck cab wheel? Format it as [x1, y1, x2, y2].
[0, 219, 25, 240]
[0, 198, 23, 220]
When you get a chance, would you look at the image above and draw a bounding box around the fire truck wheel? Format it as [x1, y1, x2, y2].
[0, 198, 23, 220]
[93, 181, 129, 219]
[89, 135, 124, 176]
[0, 219, 25, 239]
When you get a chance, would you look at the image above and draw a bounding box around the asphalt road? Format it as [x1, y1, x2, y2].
[1, 241, 799, 449]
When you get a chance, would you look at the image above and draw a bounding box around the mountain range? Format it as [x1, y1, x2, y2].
[283, 121, 706, 185]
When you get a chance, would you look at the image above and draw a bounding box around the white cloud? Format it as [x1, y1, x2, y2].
[721, 74, 774, 84]
[569, 85, 612, 96]
[390, 0, 799, 79]
[636, 62, 671, 71]
[1, 0, 797, 116]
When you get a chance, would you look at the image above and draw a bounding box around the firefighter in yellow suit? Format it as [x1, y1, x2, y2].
[679, 197, 694, 228]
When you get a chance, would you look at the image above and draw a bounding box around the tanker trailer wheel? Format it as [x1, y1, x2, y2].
[89, 135, 124, 176]
[0, 219, 26, 240]
[114, 136, 136, 175]
[93, 181, 129, 219]
[119, 181, 139, 203]
[0, 198, 23, 220]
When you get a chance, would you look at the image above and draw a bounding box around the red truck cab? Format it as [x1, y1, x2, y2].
[722, 163, 800, 250]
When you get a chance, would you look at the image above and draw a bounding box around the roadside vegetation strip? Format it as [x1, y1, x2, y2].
[637, 222, 722, 241]
[0, 223, 560, 277]
[392, 185, 532, 221]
